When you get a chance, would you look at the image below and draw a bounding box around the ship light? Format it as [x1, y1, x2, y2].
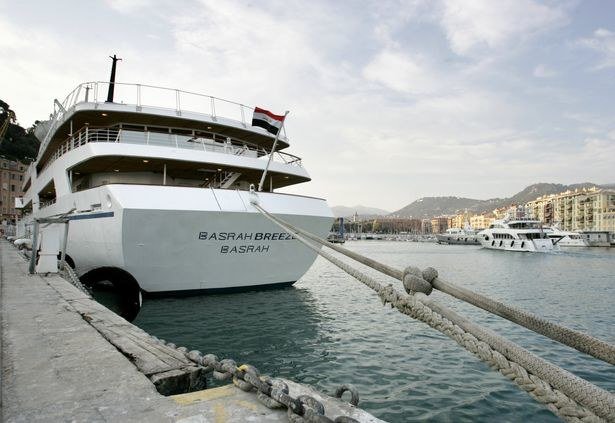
[142, 159, 149, 163]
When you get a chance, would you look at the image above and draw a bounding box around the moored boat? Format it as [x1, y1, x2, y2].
[478, 218, 556, 252]
[543, 226, 589, 247]
[19, 62, 333, 297]
[436, 228, 480, 245]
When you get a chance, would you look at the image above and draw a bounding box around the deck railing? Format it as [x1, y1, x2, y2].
[37, 81, 288, 160]
[41, 126, 302, 173]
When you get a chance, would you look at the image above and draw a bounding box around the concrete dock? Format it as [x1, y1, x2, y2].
[0, 241, 381, 422]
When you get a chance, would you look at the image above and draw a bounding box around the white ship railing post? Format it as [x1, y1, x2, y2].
[136, 84, 142, 111]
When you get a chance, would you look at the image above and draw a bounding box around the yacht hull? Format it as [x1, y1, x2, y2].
[35, 185, 334, 293]
[479, 237, 555, 252]
[435, 234, 480, 245]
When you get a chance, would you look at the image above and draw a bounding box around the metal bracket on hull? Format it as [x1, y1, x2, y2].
[249, 184, 259, 205]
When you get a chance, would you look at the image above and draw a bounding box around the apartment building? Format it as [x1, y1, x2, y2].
[430, 216, 449, 234]
[527, 187, 615, 232]
[0, 157, 26, 222]
[469, 214, 495, 230]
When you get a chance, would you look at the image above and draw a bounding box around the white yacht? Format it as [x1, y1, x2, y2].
[477, 219, 556, 252]
[21, 72, 333, 298]
[436, 228, 480, 245]
[543, 226, 589, 247]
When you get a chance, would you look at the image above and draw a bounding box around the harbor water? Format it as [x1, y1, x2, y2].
[133, 242, 615, 422]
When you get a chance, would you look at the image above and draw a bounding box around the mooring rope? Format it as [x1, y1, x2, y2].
[59, 263, 90, 296]
[254, 205, 615, 367]
[253, 203, 615, 422]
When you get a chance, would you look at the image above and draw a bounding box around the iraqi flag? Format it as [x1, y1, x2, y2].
[252, 107, 285, 135]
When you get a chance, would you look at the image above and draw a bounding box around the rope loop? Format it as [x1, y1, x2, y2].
[403, 266, 433, 295]
[422, 267, 438, 283]
[333, 384, 360, 406]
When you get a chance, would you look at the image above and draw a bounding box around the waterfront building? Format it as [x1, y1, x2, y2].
[431, 216, 449, 234]
[526, 187, 615, 232]
[0, 157, 26, 222]
[421, 219, 432, 234]
[470, 214, 495, 230]
[449, 214, 465, 229]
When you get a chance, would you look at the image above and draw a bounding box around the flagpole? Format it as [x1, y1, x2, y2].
[258, 110, 289, 192]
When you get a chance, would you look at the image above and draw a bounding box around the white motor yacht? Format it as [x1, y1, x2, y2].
[477, 219, 556, 252]
[543, 226, 589, 247]
[20, 68, 333, 298]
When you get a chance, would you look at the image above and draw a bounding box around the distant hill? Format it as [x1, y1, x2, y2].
[331, 205, 390, 218]
[390, 182, 613, 219]
[390, 196, 487, 219]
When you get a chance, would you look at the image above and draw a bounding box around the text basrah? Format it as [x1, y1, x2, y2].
[198, 231, 294, 241]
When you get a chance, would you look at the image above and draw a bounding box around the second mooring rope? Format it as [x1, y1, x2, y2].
[253, 203, 615, 423]
[264, 209, 615, 366]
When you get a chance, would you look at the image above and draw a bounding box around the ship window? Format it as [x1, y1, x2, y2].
[38, 179, 56, 208]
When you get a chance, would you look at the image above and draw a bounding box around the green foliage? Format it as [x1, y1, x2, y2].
[0, 99, 40, 163]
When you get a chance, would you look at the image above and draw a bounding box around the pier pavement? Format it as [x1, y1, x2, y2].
[0, 241, 380, 422]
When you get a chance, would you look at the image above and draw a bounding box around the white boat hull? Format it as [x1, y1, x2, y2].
[34, 184, 333, 293]
[436, 233, 480, 245]
[479, 237, 555, 252]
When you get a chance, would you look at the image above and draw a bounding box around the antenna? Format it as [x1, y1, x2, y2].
[106, 54, 122, 103]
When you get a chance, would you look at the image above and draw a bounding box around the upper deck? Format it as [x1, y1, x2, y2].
[36, 81, 290, 169]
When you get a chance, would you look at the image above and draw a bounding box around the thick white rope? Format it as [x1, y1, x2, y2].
[262, 208, 615, 366]
[253, 204, 615, 422]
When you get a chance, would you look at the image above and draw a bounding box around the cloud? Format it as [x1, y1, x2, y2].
[576, 28, 615, 70]
[533, 64, 556, 78]
[362, 50, 440, 94]
[439, 0, 568, 56]
[105, 0, 151, 14]
[2, 0, 613, 210]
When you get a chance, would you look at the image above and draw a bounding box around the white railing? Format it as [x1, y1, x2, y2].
[41, 126, 302, 172]
[37, 81, 288, 160]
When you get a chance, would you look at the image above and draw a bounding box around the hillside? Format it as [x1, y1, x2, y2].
[0, 99, 40, 163]
[390, 182, 611, 219]
[390, 196, 485, 219]
[331, 205, 390, 218]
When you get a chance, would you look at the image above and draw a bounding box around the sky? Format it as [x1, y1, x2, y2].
[1, 0, 614, 211]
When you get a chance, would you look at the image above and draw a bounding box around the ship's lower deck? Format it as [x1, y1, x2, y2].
[31, 184, 334, 293]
